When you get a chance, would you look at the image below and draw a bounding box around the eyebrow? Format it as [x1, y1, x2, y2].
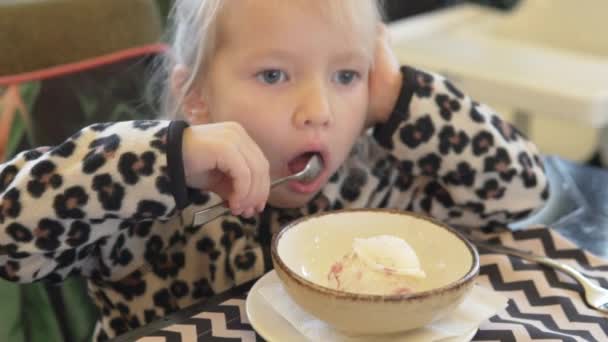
[332, 50, 373, 65]
[242, 48, 372, 66]
[241, 49, 297, 61]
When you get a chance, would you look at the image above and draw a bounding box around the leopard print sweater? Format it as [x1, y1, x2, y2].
[0, 66, 548, 340]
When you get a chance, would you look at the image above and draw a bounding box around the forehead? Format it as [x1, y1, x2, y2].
[216, 0, 378, 57]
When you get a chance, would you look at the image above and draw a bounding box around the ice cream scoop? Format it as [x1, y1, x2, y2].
[353, 235, 426, 278]
[327, 235, 425, 295]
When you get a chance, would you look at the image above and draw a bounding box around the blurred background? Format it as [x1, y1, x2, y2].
[0, 0, 606, 341]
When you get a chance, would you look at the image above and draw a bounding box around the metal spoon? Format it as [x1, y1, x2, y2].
[471, 237, 608, 314]
[191, 154, 323, 226]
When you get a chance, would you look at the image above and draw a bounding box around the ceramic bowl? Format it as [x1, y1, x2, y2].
[271, 209, 479, 335]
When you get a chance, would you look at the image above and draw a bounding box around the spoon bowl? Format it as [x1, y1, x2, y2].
[272, 154, 324, 186]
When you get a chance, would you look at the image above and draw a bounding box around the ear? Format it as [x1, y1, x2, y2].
[170, 64, 210, 124]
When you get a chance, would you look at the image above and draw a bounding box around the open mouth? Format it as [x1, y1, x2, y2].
[288, 151, 319, 175]
[285, 151, 327, 193]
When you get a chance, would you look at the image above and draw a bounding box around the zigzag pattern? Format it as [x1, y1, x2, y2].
[474, 328, 516, 342]
[134, 227, 607, 341]
[135, 299, 263, 342]
[512, 229, 608, 270]
[484, 314, 581, 341]
[138, 330, 183, 342]
[475, 228, 608, 341]
[481, 264, 606, 332]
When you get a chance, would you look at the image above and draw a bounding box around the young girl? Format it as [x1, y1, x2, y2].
[0, 0, 548, 340]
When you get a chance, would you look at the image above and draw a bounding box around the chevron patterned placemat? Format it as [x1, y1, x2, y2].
[474, 227, 608, 341]
[136, 227, 608, 342]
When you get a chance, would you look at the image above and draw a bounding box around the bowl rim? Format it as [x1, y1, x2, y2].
[271, 208, 480, 302]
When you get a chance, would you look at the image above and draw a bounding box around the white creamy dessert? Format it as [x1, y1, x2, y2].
[327, 235, 426, 295]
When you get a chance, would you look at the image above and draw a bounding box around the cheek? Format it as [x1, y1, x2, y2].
[336, 86, 369, 127]
[205, 89, 257, 123]
[207, 78, 290, 122]
[208, 94, 285, 148]
[356, 81, 370, 108]
[332, 88, 369, 156]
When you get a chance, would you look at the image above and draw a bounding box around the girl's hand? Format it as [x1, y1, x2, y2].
[367, 24, 403, 127]
[182, 122, 270, 217]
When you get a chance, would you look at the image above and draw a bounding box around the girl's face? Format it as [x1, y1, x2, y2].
[188, 0, 375, 208]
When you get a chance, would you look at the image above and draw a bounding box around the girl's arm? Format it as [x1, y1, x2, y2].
[0, 120, 185, 283]
[372, 66, 549, 230]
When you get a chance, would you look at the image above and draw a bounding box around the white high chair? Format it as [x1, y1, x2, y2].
[388, 0, 608, 162]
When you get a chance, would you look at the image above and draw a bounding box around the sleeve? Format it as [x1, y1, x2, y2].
[0, 120, 191, 283]
[372, 66, 549, 230]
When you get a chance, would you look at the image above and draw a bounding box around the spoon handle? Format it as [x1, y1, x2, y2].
[191, 175, 294, 226]
[192, 203, 230, 226]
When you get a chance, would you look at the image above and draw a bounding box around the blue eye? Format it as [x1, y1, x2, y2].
[256, 69, 287, 84]
[334, 70, 359, 85]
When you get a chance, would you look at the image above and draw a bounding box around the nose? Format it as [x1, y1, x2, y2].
[292, 81, 332, 129]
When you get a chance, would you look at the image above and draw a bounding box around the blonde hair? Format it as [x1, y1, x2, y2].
[159, 0, 384, 119]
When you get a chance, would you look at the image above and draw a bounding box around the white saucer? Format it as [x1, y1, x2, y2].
[245, 270, 477, 342]
[246, 270, 309, 342]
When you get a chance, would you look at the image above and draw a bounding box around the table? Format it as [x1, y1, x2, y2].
[114, 156, 608, 342]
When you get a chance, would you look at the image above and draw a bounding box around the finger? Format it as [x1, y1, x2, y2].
[235, 143, 257, 211]
[238, 138, 270, 212]
[377, 22, 389, 41]
[216, 144, 252, 214]
[244, 136, 270, 211]
[206, 173, 232, 203]
[241, 207, 256, 218]
[249, 141, 270, 212]
[257, 161, 270, 212]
